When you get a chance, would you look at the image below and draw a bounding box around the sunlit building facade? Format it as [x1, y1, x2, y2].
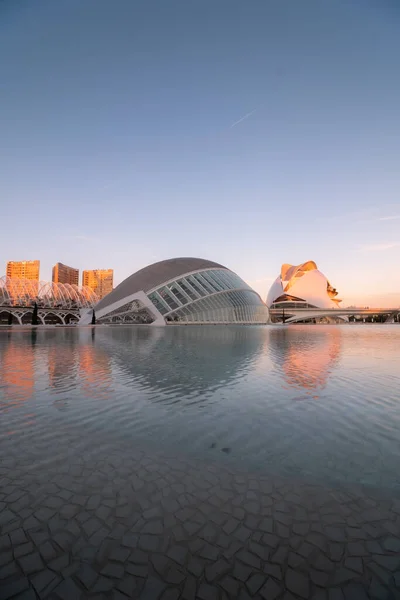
[52, 262, 79, 286]
[266, 261, 341, 310]
[82, 269, 114, 300]
[6, 260, 40, 280]
[6, 260, 40, 303]
[79, 257, 269, 325]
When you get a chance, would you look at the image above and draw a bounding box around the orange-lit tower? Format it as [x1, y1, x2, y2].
[5, 260, 40, 304]
[6, 260, 40, 280]
[82, 269, 113, 300]
[52, 262, 79, 285]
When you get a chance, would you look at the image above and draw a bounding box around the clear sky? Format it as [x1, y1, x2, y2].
[1, 0, 399, 307]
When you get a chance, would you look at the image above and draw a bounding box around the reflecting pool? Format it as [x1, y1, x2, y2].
[1, 325, 400, 490]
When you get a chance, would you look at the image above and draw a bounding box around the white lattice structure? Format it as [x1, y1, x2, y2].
[0, 277, 99, 325]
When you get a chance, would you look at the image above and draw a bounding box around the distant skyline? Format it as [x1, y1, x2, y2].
[1, 0, 399, 307]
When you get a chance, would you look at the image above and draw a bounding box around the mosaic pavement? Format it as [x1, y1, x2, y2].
[1, 440, 400, 600]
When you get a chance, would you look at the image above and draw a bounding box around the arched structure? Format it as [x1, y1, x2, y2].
[0, 277, 98, 325]
[80, 257, 269, 325]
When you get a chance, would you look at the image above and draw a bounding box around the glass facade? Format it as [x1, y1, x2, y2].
[270, 302, 318, 310]
[147, 269, 268, 324]
[97, 301, 154, 325]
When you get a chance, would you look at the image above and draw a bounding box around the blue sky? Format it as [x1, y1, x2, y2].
[1, 0, 399, 306]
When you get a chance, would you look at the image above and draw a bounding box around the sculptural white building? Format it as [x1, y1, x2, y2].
[266, 261, 341, 310]
[80, 257, 269, 325]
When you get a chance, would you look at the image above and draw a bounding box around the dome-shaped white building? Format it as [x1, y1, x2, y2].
[266, 261, 341, 310]
[80, 257, 269, 325]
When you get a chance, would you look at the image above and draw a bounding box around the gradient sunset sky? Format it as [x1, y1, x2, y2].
[1, 0, 399, 307]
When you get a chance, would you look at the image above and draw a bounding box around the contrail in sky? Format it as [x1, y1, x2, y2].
[230, 108, 257, 128]
[379, 215, 400, 221]
[361, 242, 400, 251]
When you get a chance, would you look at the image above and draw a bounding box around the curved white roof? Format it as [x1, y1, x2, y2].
[81, 257, 269, 326]
[266, 261, 341, 309]
[95, 257, 226, 311]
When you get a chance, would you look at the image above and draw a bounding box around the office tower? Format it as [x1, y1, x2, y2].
[52, 262, 79, 286]
[6, 260, 40, 281]
[82, 269, 113, 300]
[5, 260, 40, 304]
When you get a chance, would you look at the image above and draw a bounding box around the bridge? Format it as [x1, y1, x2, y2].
[0, 277, 98, 325]
[269, 307, 400, 324]
[0, 305, 84, 326]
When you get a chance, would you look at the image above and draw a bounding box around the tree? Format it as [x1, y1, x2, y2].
[91, 309, 96, 325]
[31, 302, 39, 326]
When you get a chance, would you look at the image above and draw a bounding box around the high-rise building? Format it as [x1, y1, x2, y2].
[6, 260, 40, 280]
[52, 262, 79, 286]
[5, 260, 40, 305]
[82, 269, 113, 300]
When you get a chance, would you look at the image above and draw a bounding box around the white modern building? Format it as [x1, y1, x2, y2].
[79, 257, 269, 325]
[266, 261, 341, 310]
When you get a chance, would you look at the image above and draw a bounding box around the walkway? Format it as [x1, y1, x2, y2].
[269, 307, 400, 324]
[1, 438, 400, 599]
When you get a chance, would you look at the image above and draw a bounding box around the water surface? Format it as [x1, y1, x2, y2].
[1, 325, 399, 491]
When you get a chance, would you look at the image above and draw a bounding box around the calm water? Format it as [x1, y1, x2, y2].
[1, 325, 399, 491]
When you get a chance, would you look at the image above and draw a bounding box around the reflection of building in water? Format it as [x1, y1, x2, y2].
[46, 329, 113, 400]
[95, 326, 264, 400]
[269, 327, 341, 396]
[48, 339, 79, 392]
[0, 338, 35, 407]
[77, 335, 112, 400]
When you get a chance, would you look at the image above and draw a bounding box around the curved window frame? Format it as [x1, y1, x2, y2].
[146, 268, 268, 324]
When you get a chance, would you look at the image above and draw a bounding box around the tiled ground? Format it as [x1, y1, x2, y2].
[1, 442, 400, 600]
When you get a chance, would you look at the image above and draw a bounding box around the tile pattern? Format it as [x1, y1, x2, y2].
[1, 443, 400, 599]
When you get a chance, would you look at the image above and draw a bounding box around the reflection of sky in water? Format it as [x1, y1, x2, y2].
[0, 325, 400, 490]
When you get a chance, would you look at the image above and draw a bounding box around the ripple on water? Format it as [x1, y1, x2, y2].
[0, 324, 400, 489]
